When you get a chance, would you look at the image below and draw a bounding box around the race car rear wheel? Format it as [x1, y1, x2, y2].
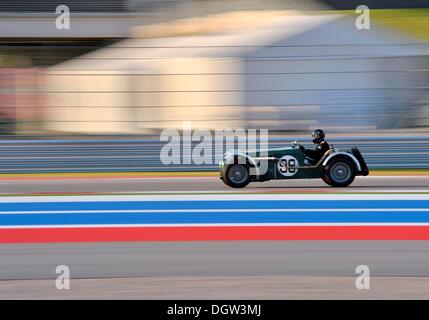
[323, 158, 355, 187]
[225, 164, 250, 188]
[322, 175, 334, 186]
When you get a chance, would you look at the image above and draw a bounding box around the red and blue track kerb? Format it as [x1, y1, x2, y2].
[1, 194, 429, 243]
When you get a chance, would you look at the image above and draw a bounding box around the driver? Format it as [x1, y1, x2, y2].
[299, 129, 330, 163]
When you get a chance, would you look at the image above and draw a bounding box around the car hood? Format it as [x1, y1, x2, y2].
[225, 147, 295, 158]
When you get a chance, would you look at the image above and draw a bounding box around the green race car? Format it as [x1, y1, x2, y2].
[219, 140, 369, 188]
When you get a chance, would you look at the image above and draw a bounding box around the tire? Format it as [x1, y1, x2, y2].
[224, 164, 251, 188]
[323, 158, 355, 187]
[322, 175, 333, 186]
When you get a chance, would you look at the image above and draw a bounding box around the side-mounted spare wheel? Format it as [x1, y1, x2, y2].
[224, 164, 251, 188]
[323, 157, 356, 187]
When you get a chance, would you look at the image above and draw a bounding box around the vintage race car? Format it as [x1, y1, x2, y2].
[219, 141, 369, 188]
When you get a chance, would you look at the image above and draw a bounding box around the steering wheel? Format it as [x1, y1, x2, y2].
[291, 140, 299, 148]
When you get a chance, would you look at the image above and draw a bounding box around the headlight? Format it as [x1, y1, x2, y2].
[219, 161, 225, 170]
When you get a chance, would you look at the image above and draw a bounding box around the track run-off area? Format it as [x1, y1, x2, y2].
[2, 191, 429, 298]
[0, 193, 429, 243]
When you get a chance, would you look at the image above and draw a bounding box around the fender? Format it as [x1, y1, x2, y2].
[225, 152, 260, 177]
[322, 152, 362, 172]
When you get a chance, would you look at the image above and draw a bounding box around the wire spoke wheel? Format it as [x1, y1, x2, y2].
[228, 165, 248, 184]
[323, 158, 355, 187]
[225, 164, 250, 188]
[330, 162, 352, 183]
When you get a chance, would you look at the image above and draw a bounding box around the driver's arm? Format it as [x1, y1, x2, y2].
[302, 148, 319, 159]
[300, 143, 322, 159]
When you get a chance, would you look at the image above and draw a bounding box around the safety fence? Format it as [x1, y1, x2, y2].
[0, 135, 427, 172]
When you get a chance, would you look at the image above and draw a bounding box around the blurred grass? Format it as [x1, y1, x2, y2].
[322, 9, 429, 42]
[371, 9, 429, 42]
[370, 169, 429, 176]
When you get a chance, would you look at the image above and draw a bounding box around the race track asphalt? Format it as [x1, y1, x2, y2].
[2, 241, 429, 280]
[1, 241, 429, 299]
[0, 175, 428, 194]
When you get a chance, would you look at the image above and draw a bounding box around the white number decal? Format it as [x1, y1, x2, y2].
[278, 155, 299, 176]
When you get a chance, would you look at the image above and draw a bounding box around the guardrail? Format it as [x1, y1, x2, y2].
[0, 135, 427, 173]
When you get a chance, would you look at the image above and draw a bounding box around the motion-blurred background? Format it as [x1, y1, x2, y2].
[0, 0, 429, 172]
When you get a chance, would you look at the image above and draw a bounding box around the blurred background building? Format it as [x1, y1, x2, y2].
[0, 0, 429, 135]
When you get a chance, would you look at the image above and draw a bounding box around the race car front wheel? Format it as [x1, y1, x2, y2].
[224, 164, 251, 188]
[323, 158, 355, 187]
